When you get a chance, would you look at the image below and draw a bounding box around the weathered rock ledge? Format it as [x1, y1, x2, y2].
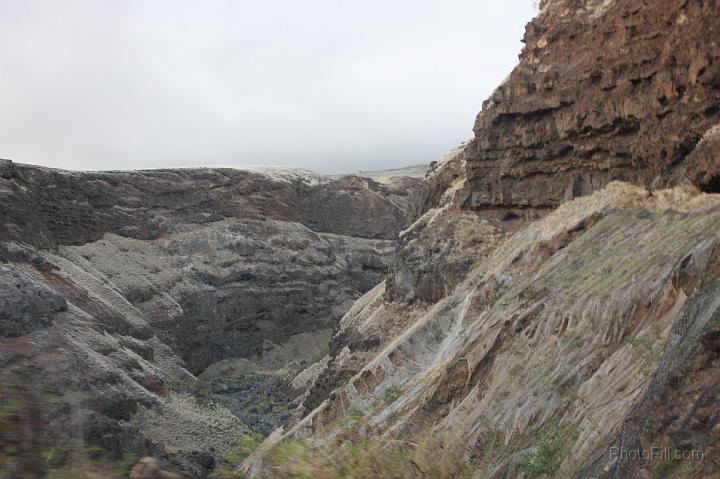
[466, 0, 720, 209]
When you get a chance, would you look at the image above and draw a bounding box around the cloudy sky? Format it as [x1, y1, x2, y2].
[0, 1, 536, 174]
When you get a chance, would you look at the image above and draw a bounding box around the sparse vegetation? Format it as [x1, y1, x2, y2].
[213, 434, 261, 478]
[263, 434, 471, 479]
[627, 324, 666, 373]
[383, 385, 402, 404]
[509, 363, 525, 378]
[562, 332, 584, 350]
[431, 324, 446, 342]
[709, 436, 720, 473]
[516, 427, 576, 477]
[551, 372, 574, 398]
[650, 457, 677, 479]
[583, 412, 602, 440]
[324, 407, 368, 434]
[168, 376, 214, 400]
[0, 384, 140, 479]
[349, 408, 365, 423]
[520, 284, 542, 302]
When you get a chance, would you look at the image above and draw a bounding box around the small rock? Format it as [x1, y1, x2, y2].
[129, 457, 190, 479]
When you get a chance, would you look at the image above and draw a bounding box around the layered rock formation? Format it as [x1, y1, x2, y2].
[244, 2, 720, 478]
[262, 178, 720, 478]
[466, 0, 720, 209]
[0, 162, 406, 248]
[0, 162, 419, 476]
[4, 1, 720, 477]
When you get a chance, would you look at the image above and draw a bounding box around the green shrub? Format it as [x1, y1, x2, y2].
[516, 429, 568, 477]
[264, 435, 471, 479]
[431, 325, 445, 342]
[383, 385, 402, 404]
[213, 434, 261, 478]
[626, 325, 665, 373]
[349, 408, 364, 423]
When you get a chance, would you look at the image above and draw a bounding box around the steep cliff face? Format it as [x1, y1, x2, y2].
[0, 162, 419, 476]
[467, 0, 720, 209]
[0, 163, 414, 369]
[247, 2, 720, 478]
[253, 182, 720, 479]
[0, 162, 405, 248]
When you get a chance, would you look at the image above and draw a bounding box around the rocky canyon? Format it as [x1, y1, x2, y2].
[2, 0, 720, 478]
[0, 163, 421, 476]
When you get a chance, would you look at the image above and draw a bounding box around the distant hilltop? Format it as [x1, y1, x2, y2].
[330, 164, 428, 184]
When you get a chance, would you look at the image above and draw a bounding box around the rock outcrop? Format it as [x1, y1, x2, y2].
[0, 162, 407, 248]
[245, 2, 720, 478]
[0, 163, 419, 476]
[466, 0, 720, 209]
[0, 265, 67, 338]
[252, 180, 720, 478]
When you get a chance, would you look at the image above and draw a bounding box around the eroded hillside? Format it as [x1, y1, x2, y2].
[2, 0, 720, 478]
[253, 174, 720, 478]
[243, 1, 720, 478]
[0, 162, 420, 477]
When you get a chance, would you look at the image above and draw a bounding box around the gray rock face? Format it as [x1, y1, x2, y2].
[0, 265, 67, 337]
[57, 220, 395, 373]
[267, 180, 720, 479]
[0, 163, 420, 476]
[0, 162, 408, 249]
[0, 163, 416, 371]
[248, 2, 720, 476]
[385, 143, 506, 304]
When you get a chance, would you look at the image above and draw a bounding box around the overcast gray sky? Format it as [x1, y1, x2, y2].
[0, 1, 536, 174]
